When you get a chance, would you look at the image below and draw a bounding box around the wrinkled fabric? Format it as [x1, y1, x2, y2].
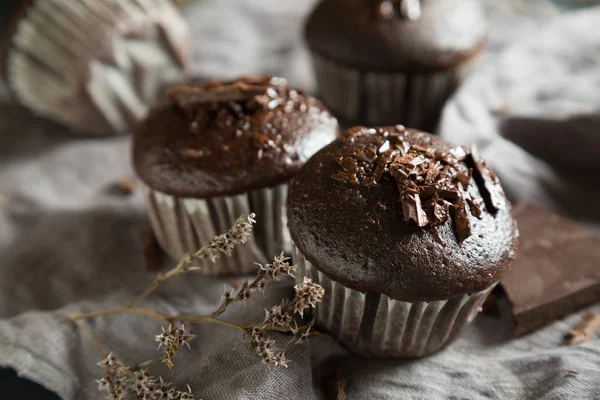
[0, 1, 599, 399]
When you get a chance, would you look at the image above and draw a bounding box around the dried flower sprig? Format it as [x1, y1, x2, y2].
[96, 353, 195, 400]
[243, 277, 324, 366]
[68, 213, 325, 399]
[155, 324, 196, 368]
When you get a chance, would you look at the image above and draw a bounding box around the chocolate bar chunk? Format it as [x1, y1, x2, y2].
[501, 204, 600, 335]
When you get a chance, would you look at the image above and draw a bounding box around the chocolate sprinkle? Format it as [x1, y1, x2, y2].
[332, 126, 498, 243]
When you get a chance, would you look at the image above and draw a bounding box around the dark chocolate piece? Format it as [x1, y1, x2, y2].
[287, 126, 518, 302]
[501, 204, 600, 335]
[133, 75, 339, 198]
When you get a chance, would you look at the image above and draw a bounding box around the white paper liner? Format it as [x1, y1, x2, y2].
[294, 245, 495, 358]
[6, 0, 189, 135]
[142, 183, 291, 276]
[311, 53, 465, 132]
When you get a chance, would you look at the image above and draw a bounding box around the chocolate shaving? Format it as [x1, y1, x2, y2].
[563, 312, 600, 346]
[419, 186, 459, 202]
[402, 192, 428, 227]
[466, 145, 504, 213]
[467, 198, 483, 219]
[451, 198, 472, 243]
[332, 126, 501, 243]
[456, 169, 472, 189]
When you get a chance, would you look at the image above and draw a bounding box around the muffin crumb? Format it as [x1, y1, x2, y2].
[116, 178, 136, 195]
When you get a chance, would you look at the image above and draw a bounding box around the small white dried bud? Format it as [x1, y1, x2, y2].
[155, 324, 173, 349]
[263, 304, 292, 329]
[97, 352, 118, 368]
[174, 324, 196, 350]
[234, 280, 251, 302]
[272, 252, 296, 278]
[290, 320, 315, 344]
[155, 324, 195, 369]
[293, 277, 325, 317]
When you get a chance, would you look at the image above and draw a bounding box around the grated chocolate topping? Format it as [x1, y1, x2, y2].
[133, 74, 339, 198]
[165, 75, 323, 161]
[331, 126, 501, 243]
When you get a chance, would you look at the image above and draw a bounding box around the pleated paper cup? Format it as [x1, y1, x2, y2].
[294, 244, 494, 358]
[311, 53, 472, 132]
[4, 0, 189, 135]
[142, 182, 291, 276]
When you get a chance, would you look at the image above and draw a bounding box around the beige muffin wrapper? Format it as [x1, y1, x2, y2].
[311, 53, 466, 132]
[7, 0, 189, 135]
[142, 183, 290, 276]
[294, 245, 495, 358]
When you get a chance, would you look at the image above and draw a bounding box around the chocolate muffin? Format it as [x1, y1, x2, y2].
[1, 0, 189, 135]
[133, 75, 339, 275]
[304, 0, 486, 131]
[287, 125, 518, 357]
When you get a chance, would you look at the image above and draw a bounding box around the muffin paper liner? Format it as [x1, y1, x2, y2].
[6, 0, 188, 135]
[142, 183, 290, 276]
[294, 245, 495, 358]
[311, 53, 467, 132]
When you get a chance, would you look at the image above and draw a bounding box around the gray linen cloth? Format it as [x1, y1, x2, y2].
[1, 1, 599, 399]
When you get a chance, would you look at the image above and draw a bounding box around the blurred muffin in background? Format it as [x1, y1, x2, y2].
[304, 0, 486, 132]
[133, 75, 339, 275]
[0, 0, 189, 135]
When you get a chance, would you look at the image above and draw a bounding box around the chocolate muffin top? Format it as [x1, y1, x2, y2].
[288, 126, 518, 302]
[133, 75, 339, 198]
[305, 0, 487, 73]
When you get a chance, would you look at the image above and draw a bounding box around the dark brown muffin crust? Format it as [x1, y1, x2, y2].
[305, 0, 486, 73]
[288, 126, 518, 302]
[133, 75, 339, 198]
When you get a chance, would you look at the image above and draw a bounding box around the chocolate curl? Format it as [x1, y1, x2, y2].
[451, 198, 472, 243]
[419, 186, 459, 202]
[402, 192, 428, 227]
[467, 198, 483, 219]
[467, 145, 504, 213]
[425, 194, 449, 226]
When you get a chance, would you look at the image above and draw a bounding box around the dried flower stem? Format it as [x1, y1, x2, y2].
[68, 213, 324, 398]
[72, 317, 107, 358]
[72, 307, 248, 333]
